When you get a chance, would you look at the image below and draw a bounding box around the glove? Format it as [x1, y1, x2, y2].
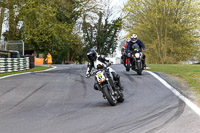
[107, 62, 112, 67]
[91, 70, 96, 75]
[85, 74, 90, 78]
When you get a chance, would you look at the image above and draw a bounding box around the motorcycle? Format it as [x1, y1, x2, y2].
[93, 63, 124, 106]
[124, 43, 144, 75]
[124, 52, 132, 72]
[131, 48, 144, 75]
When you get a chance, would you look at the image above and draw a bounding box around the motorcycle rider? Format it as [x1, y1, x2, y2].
[121, 38, 131, 65]
[127, 34, 146, 67]
[85, 48, 123, 91]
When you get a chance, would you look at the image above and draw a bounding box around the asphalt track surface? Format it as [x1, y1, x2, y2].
[0, 64, 199, 133]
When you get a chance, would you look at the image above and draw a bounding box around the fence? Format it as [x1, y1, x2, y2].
[0, 57, 29, 73]
[0, 40, 24, 56]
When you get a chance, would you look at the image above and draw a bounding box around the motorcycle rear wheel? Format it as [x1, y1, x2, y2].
[117, 91, 124, 103]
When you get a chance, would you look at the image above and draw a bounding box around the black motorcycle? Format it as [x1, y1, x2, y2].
[131, 47, 144, 75]
[93, 64, 124, 106]
[124, 43, 144, 75]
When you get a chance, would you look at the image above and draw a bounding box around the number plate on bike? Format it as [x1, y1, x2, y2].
[96, 71, 106, 83]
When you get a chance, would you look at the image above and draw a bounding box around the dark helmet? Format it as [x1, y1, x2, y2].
[87, 48, 97, 61]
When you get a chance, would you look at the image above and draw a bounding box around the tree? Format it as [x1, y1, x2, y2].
[19, 0, 84, 63]
[82, 0, 122, 56]
[0, 0, 23, 40]
[0, 0, 89, 63]
[0, 0, 6, 37]
[123, 0, 200, 64]
[0, 0, 123, 63]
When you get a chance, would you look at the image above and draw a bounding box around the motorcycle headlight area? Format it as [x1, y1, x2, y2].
[135, 53, 140, 58]
[96, 71, 106, 83]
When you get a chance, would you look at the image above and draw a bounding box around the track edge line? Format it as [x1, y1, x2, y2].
[145, 70, 200, 117]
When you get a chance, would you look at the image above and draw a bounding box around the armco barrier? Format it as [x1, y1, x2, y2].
[0, 57, 29, 73]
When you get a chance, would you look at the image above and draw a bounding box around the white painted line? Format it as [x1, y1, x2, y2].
[0, 72, 31, 80]
[34, 66, 57, 73]
[0, 66, 57, 80]
[146, 70, 200, 116]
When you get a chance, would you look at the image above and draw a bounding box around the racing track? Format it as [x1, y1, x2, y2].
[0, 64, 199, 133]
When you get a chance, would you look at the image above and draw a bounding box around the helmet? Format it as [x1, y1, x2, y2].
[86, 48, 97, 61]
[131, 34, 137, 43]
[123, 44, 128, 48]
[126, 38, 131, 43]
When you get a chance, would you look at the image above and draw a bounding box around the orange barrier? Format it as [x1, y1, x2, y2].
[34, 56, 44, 65]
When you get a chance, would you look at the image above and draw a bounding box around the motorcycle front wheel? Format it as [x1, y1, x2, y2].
[137, 61, 142, 75]
[126, 59, 130, 71]
[103, 86, 117, 106]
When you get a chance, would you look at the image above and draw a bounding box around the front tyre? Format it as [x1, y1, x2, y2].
[137, 62, 142, 75]
[126, 59, 130, 71]
[103, 86, 117, 106]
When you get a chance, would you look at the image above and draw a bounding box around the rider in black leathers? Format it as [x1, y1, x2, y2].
[85, 48, 123, 90]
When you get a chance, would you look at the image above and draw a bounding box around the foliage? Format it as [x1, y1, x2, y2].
[82, 1, 122, 56]
[123, 0, 200, 64]
[0, 0, 22, 40]
[0, 0, 85, 63]
[20, 0, 81, 63]
[1, 0, 122, 63]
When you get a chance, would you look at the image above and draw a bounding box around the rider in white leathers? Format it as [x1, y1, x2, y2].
[85, 48, 123, 91]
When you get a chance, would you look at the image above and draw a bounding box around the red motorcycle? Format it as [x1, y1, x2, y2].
[124, 52, 132, 72]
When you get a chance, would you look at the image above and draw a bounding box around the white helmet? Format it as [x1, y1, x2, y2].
[131, 34, 137, 43]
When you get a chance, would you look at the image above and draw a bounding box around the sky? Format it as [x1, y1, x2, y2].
[108, 0, 129, 57]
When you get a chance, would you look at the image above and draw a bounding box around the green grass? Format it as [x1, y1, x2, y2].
[0, 66, 52, 77]
[148, 64, 200, 94]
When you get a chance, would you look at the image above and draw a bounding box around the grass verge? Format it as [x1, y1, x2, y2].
[148, 64, 200, 103]
[0, 66, 51, 77]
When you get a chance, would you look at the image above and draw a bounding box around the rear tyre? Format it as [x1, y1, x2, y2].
[117, 91, 124, 103]
[103, 86, 117, 106]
